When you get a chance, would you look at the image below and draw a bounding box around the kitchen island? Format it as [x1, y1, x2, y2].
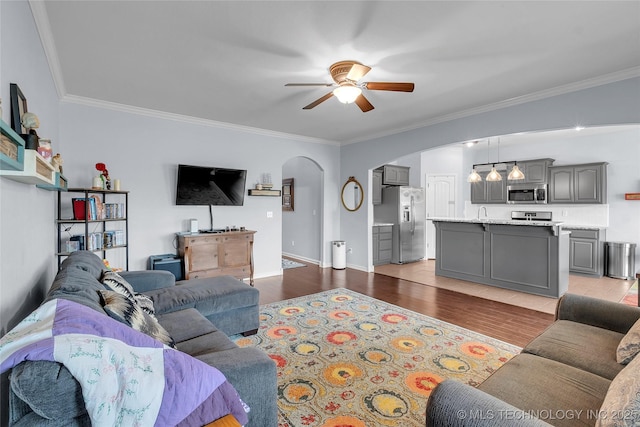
[430, 218, 569, 298]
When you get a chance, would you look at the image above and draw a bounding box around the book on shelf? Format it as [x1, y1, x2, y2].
[72, 198, 98, 220]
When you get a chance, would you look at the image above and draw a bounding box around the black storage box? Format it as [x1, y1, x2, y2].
[148, 253, 183, 281]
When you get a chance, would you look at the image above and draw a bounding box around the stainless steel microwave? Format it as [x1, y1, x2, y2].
[507, 184, 547, 204]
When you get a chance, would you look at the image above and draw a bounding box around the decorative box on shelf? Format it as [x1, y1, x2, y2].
[37, 172, 68, 191]
[0, 119, 25, 171]
[0, 149, 55, 185]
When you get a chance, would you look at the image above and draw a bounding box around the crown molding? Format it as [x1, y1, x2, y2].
[29, 0, 66, 98]
[342, 67, 640, 145]
[61, 94, 341, 146]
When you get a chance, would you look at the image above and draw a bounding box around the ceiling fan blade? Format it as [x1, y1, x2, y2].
[346, 64, 372, 81]
[365, 82, 415, 92]
[285, 83, 334, 87]
[303, 92, 334, 109]
[355, 94, 374, 112]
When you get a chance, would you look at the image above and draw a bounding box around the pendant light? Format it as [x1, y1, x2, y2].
[485, 138, 502, 182]
[508, 162, 525, 180]
[467, 169, 482, 183]
[486, 165, 502, 181]
[466, 140, 482, 183]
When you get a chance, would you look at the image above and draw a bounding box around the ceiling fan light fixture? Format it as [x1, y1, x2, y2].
[333, 84, 362, 104]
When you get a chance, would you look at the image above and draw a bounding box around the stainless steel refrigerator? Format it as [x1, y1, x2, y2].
[375, 186, 426, 264]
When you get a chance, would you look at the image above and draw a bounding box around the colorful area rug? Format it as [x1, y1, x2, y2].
[622, 279, 638, 306]
[233, 289, 521, 427]
[282, 258, 306, 270]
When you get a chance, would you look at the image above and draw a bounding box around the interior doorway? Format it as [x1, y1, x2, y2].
[282, 157, 323, 265]
[425, 174, 456, 259]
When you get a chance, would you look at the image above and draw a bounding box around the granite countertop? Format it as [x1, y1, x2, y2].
[428, 217, 564, 227]
[560, 225, 607, 230]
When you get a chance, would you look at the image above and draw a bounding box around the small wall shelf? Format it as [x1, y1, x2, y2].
[0, 149, 55, 185]
[0, 119, 25, 171]
[37, 172, 68, 191]
[248, 189, 281, 196]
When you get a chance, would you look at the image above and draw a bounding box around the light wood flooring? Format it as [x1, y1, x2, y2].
[375, 260, 635, 314]
[253, 259, 635, 348]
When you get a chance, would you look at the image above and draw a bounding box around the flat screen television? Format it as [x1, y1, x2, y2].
[176, 164, 247, 206]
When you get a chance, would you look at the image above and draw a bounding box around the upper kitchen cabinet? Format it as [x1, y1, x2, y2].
[470, 165, 507, 204]
[509, 159, 554, 184]
[372, 169, 383, 205]
[548, 162, 607, 204]
[377, 164, 410, 186]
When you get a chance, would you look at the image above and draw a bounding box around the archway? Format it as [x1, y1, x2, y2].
[282, 156, 324, 265]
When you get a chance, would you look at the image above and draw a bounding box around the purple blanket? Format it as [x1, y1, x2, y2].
[0, 298, 249, 426]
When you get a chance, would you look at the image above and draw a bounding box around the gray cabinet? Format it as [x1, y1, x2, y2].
[470, 171, 507, 204]
[379, 164, 410, 186]
[565, 228, 605, 277]
[433, 220, 569, 297]
[549, 163, 607, 204]
[372, 169, 383, 205]
[514, 159, 553, 184]
[373, 225, 393, 265]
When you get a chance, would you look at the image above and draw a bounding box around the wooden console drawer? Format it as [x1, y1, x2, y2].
[178, 230, 255, 285]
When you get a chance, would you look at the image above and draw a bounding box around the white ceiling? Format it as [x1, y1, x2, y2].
[36, 1, 640, 145]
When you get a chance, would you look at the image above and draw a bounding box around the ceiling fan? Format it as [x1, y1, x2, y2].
[285, 60, 415, 112]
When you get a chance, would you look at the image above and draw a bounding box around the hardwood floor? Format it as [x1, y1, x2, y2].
[253, 260, 555, 348]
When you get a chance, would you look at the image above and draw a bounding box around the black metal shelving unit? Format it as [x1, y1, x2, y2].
[56, 188, 129, 270]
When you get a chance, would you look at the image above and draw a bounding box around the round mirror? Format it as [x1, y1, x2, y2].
[341, 176, 364, 212]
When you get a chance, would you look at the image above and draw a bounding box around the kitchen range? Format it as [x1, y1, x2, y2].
[429, 211, 570, 298]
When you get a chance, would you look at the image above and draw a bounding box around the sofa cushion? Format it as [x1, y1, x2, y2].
[146, 276, 258, 315]
[523, 320, 625, 380]
[176, 330, 238, 357]
[98, 290, 176, 348]
[616, 317, 640, 364]
[478, 353, 611, 427]
[156, 308, 217, 343]
[596, 350, 640, 427]
[10, 361, 87, 421]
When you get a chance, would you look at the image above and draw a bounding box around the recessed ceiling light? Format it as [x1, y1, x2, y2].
[464, 140, 479, 147]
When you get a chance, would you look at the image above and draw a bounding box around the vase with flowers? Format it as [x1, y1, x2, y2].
[95, 163, 111, 190]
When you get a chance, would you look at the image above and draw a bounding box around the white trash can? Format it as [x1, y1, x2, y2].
[332, 241, 346, 270]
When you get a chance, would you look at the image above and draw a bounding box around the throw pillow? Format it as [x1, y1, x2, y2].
[98, 290, 176, 348]
[101, 270, 135, 301]
[616, 317, 640, 364]
[135, 293, 156, 317]
[596, 350, 640, 427]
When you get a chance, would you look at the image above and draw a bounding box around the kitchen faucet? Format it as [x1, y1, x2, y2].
[477, 206, 488, 219]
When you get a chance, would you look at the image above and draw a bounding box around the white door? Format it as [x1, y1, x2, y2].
[426, 175, 456, 259]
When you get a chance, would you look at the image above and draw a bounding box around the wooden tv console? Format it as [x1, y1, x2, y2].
[177, 230, 255, 285]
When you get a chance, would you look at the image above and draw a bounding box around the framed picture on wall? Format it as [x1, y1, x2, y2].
[282, 178, 294, 211]
[9, 83, 28, 134]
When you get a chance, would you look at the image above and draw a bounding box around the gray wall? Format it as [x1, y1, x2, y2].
[282, 157, 323, 263]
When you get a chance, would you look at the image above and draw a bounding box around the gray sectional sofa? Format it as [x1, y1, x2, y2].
[426, 293, 640, 427]
[5, 251, 277, 426]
